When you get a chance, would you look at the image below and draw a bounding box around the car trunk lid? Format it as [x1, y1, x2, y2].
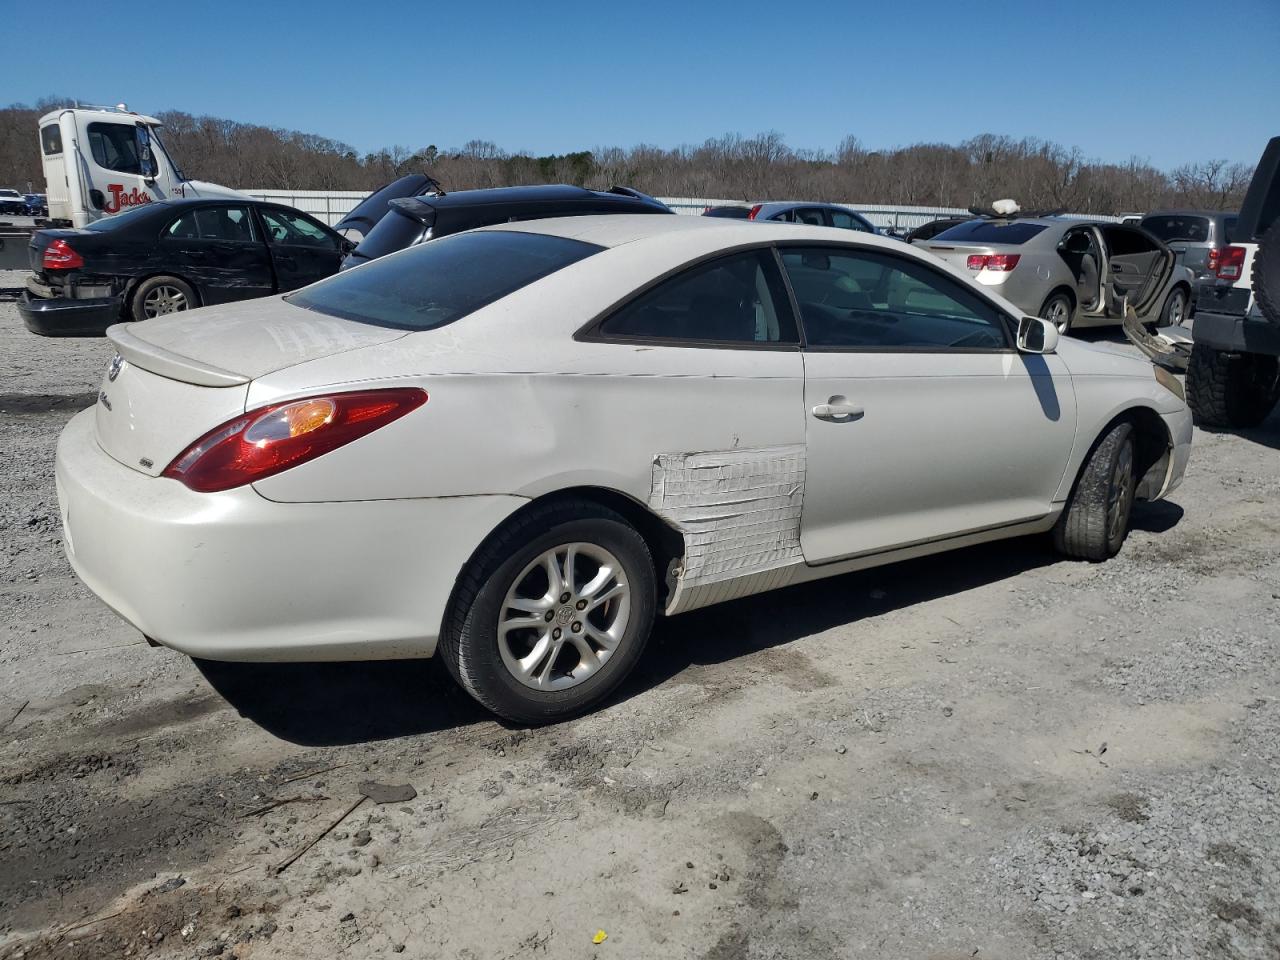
[96, 297, 409, 476]
[332, 174, 439, 243]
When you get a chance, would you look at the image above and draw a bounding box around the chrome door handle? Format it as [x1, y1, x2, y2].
[811, 397, 864, 422]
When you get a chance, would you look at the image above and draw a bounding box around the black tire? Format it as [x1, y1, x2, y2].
[1053, 420, 1137, 562]
[1039, 291, 1074, 334]
[1160, 285, 1190, 328]
[1253, 218, 1280, 325]
[1186, 343, 1280, 428]
[129, 275, 196, 321]
[439, 499, 657, 725]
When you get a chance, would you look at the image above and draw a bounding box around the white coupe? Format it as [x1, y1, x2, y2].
[55, 216, 1192, 723]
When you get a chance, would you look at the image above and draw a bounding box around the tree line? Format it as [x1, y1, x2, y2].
[0, 97, 1253, 213]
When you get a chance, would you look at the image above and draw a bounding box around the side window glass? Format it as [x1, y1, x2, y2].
[780, 247, 1008, 350]
[830, 211, 868, 232]
[794, 208, 828, 226]
[86, 122, 145, 174]
[166, 206, 257, 242]
[41, 125, 63, 156]
[261, 208, 337, 248]
[599, 250, 796, 344]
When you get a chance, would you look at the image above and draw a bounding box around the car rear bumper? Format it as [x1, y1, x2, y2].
[1192, 309, 1280, 355]
[19, 290, 123, 337]
[55, 408, 527, 662]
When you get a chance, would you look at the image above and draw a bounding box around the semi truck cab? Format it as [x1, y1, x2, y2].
[38, 105, 246, 228]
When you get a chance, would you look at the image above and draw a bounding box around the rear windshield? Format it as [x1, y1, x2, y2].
[288, 230, 603, 330]
[84, 204, 168, 231]
[930, 221, 1048, 245]
[704, 207, 751, 218]
[1141, 215, 1210, 243]
[1223, 215, 1238, 244]
[350, 206, 429, 261]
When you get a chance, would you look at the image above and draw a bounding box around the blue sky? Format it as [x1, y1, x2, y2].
[7, 0, 1278, 169]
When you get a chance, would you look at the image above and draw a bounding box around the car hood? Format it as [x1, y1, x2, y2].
[110, 296, 408, 384]
[1054, 336, 1152, 377]
[333, 174, 437, 241]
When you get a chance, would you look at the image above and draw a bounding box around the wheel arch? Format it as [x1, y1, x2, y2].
[1089, 405, 1173, 502]
[442, 485, 686, 636]
[1041, 285, 1077, 314]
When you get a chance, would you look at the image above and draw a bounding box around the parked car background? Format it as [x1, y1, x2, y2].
[24, 193, 48, 216]
[339, 184, 671, 271]
[744, 202, 875, 232]
[20, 197, 352, 336]
[0, 188, 27, 215]
[904, 217, 969, 244]
[1140, 210, 1238, 287]
[55, 215, 1190, 724]
[917, 216, 1192, 332]
[702, 204, 752, 218]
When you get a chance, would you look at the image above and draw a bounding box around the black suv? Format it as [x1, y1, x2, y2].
[337, 182, 671, 270]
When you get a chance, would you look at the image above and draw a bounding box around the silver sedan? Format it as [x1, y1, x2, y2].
[915, 217, 1193, 332]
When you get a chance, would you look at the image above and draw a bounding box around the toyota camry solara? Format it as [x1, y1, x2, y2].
[56, 215, 1192, 723]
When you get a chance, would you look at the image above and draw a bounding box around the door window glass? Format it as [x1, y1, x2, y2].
[87, 122, 155, 175]
[781, 247, 1008, 350]
[261, 208, 338, 248]
[793, 208, 829, 226]
[830, 210, 870, 232]
[599, 250, 796, 344]
[165, 206, 258, 242]
[1102, 227, 1159, 256]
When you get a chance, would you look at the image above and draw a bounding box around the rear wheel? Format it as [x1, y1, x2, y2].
[439, 499, 657, 725]
[1039, 291, 1074, 334]
[1053, 421, 1136, 561]
[1160, 286, 1189, 328]
[131, 276, 195, 320]
[1186, 344, 1280, 428]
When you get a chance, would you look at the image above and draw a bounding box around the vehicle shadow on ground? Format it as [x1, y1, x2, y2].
[196, 506, 1183, 745]
[194, 656, 493, 746]
[1198, 406, 1280, 451]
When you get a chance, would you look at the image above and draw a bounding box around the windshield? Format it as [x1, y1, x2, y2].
[288, 230, 603, 330]
[1140, 215, 1210, 244]
[931, 221, 1049, 245]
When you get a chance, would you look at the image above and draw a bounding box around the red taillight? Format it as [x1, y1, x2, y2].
[1207, 248, 1221, 273]
[966, 253, 1020, 272]
[1217, 246, 1246, 280]
[162, 388, 428, 493]
[747, 204, 762, 220]
[42, 238, 84, 270]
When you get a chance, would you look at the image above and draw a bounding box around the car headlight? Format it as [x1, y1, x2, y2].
[1153, 364, 1185, 402]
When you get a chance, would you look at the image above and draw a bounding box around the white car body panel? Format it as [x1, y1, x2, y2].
[57, 215, 1193, 661]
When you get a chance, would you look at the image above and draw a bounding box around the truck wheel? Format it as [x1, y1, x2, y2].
[1254, 219, 1280, 324]
[131, 276, 196, 320]
[1053, 420, 1136, 562]
[439, 499, 657, 725]
[1186, 344, 1280, 428]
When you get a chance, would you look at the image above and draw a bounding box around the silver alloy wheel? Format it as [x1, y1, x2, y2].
[1046, 298, 1071, 333]
[497, 542, 630, 691]
[1166, 289, 1187, 327]
[142, 284, 189, 317]
[1106, 441, 1134, 542]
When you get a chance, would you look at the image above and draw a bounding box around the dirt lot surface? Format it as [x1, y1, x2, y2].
[2, 278, 1279, 959]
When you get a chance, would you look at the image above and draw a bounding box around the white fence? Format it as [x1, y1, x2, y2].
[240, 189, 1116, 230]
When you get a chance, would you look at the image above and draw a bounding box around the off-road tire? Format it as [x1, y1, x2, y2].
[1186, 343, 1280, 428]
[129, 275, 196, 322]
[439, 499, 657, 725]
[1253, 218, 1280, 324]
[1053, 420, 1136, 562]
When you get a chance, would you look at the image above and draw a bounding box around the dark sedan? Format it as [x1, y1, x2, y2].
[19, 198, 352, 336]
[338, 183, 671, 270]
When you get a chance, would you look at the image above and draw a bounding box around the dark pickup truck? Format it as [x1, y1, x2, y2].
[19, 197, 351, 336]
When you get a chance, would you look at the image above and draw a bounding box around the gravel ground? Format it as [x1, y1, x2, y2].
[1, 278, 1279, 960]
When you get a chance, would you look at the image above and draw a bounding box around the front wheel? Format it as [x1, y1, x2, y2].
[1053, 421, 1136, 561]
[439, 500, 657, 724]
[1039, 292, 1074, 334]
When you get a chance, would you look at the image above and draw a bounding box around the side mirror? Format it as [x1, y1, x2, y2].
[1017, 316, 1059, 354]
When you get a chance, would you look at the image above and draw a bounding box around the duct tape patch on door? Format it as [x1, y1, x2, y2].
[650, 444, 805, 613]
